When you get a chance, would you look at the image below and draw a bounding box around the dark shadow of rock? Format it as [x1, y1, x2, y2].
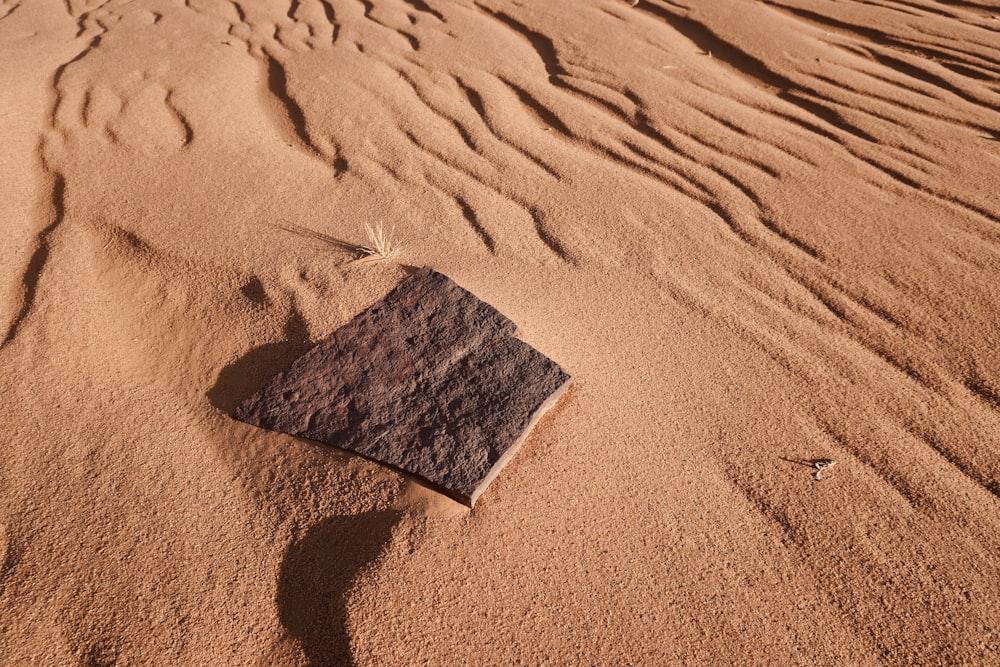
[276, 510, 403, 666]
[208, 309, 313, 414]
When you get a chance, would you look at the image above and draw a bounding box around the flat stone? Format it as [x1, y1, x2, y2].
[234, 267, 571, 506]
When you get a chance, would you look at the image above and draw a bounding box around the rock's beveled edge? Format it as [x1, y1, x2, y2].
[466, 375, 572, 507]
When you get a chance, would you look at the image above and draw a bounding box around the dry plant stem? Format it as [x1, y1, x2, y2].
[346, 221, 403, 266]
[813, 459, 837, 481]
[360, 222, 401, 259]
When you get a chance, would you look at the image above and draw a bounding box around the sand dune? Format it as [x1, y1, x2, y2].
[1, 0, 998, 664]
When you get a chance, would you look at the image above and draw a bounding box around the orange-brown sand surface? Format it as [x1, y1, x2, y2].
[2, 0, 999, 664]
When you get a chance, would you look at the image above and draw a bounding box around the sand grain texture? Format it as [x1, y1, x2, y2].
[1, 0, 998, 664]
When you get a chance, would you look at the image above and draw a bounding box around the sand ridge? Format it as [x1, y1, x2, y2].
[1, 0, 999, 664]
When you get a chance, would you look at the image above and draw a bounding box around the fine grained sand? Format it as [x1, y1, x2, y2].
[1, 0, 998, 663]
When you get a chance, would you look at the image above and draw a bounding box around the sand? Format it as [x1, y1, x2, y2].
[1, 0, 998, 663]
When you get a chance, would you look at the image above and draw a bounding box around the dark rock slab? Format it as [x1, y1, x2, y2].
[234, 267, 571, 507]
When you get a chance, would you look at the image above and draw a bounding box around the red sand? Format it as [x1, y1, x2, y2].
[1, 0, 999, 664]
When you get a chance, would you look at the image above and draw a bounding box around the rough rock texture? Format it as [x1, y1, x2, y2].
[234, 267, 572, 506]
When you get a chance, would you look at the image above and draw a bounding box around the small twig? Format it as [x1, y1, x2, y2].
[812, 459, 837, 481]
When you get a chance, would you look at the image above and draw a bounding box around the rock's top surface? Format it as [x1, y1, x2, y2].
[234, 267, 571, 506]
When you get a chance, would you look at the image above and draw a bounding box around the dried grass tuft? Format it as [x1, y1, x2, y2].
[350, 221, 402, 264]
